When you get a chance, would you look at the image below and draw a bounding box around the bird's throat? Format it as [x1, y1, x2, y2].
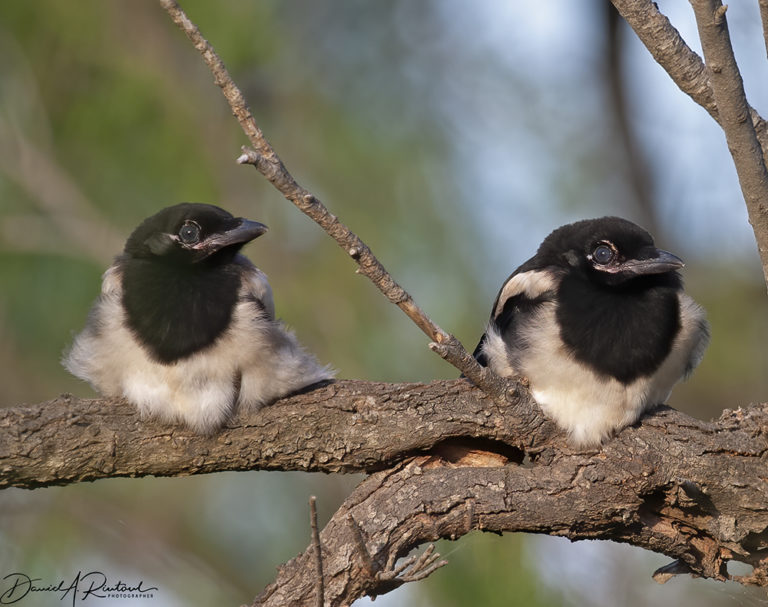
[120, 257, 241, 364]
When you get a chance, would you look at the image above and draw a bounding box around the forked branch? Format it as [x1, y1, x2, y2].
[689, 0, 768, 286]
[610, 0, 768, 288]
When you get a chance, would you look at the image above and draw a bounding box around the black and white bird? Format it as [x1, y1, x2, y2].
[474, 217, 709, 446]
[65, 203, 333, 433]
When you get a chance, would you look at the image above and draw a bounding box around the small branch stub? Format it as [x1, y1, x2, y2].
[714, 4, 728, 24]
[236, 147, 261, 166]
[309, 496, 324, 607]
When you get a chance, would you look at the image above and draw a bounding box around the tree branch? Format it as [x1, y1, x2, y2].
[0, 379, 543, 490]
[308, 496, 324, 607]
[609, 0, 768, 165]
[253, 401, 768, 605]
[4, 389, 768, 602]
[610, 0, 768, 288]
[610, 0, 719, 119]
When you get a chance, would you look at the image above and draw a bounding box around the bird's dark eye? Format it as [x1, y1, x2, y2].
[178, 221, 201, 244]
[592, 244, 615, 265]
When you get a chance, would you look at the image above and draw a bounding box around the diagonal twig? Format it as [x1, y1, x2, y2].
[156, 0, 499, 388]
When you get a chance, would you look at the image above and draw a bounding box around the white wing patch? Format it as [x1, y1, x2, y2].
[493, 269, 558, 318]
[64, 261, 334, 434]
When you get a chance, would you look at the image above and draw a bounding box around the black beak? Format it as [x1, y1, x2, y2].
[620, 247, 684, 275]
[193, 218, 268, 254]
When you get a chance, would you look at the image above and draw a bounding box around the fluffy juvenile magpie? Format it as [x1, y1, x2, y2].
[474, 217, 709, 446]
[65, 203, 333, 433]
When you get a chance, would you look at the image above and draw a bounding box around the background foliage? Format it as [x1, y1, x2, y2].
[1, 2, 766, 605]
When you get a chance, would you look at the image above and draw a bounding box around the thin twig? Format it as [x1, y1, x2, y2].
[157, 0, 490, 382]
[690, 0, 768, 289]
[309, 496, 324, 607]
[377, 544, 448, 583]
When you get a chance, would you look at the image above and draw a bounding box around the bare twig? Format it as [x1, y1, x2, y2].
[157, 0, 491, 383]
[376, 544, 447, 585]
[309, 496, 324, 607]
[690, 0, 768, 288]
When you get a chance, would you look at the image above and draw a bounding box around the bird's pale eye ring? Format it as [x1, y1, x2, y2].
[178, 221, 201, 244]
[591, 243, 615, 265]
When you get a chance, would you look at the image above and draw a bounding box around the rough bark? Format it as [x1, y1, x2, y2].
[254, 399, 768, 605]
[4, 385, 768, 603]
[0, 379, 544, 489]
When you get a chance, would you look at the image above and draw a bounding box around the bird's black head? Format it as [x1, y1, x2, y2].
[537, 216, 683, 288]
[124, 203, 268, 265]
[119, 203, 268, 363]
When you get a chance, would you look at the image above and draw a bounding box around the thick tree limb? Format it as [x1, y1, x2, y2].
[253, 402, 768, 605]
[4, 388, 768, 601]
[0, 379, 545, 490]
